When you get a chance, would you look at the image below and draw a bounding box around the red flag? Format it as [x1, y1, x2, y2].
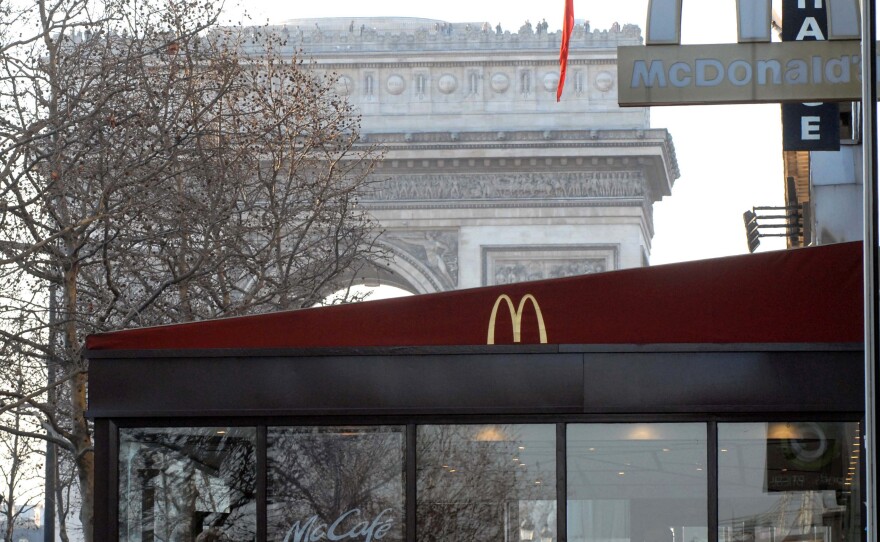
[557, 0, 574, 101]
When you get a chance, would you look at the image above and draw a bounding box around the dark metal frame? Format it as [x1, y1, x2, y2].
[89, 343, 866, 542]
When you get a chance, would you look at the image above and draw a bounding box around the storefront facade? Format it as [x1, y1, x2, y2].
[87, 243, 866, 542]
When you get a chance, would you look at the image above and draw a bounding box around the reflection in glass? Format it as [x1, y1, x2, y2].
[567, 424, 708, 542]
[718, 422, 861, 542]
[417, 424, 556, 542]
[267, 426, 405, 542]
[118, 427, 257, 541]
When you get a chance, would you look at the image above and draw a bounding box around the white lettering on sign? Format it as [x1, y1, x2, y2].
[669, 62, 691, 87]
[629, 54, 858, 90]
[618, 41, 871, 106]
[797, 0, 822, 8]
[796, 17, 826, 40]
[801, 116, 822, 139]
[631, 60, 667, 87]
[283, 508, 395, 542]
[696, 59, 725, 86]
[729, 60, 753, 86]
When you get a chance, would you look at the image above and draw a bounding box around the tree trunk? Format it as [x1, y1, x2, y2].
[71, 371, 94, 542]
[55, 461, 70, 542]
[64, 265, 94, 542]
[4, 498, 14, 542]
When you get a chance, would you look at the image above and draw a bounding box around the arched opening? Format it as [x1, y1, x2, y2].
[320, 284, 414, 306]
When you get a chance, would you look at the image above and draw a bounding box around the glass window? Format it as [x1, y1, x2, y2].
[119, 427, 257, 542]
[417, 424, 557, 542]
[718, 422, 862, 542]
[267, 426, 405, 542]
[567, 424, 708, 542]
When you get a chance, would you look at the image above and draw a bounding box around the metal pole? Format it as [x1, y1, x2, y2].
[861, 0, 879, 540]
[44, 285, 56, 542]
[43, 441, 55, 542]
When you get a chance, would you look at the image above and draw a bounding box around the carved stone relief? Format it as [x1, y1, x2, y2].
[595, 70, 614, 92]
[382, 230, 459, 289]
[542, 72, 559, 92]
[574, 70, 585, 95]
[334, 75, 354, 96]
[481, 245, 618, 286]
[519, 70, 531, 97]
[362, 171, 646, 203]
[363, 72, 376, 99]
[414, 72, 428, 99]
[254, 20, 642, 57]
[466, 70, 480, 97]
[490, 73, 509, 93]
[438, 74, 457, 94]
[386, 74, 406, 95]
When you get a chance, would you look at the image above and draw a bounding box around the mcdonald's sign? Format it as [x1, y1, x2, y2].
[486, 294, 548, 345]
[618, 0, 866, 106]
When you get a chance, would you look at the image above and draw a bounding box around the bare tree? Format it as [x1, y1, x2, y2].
[417, 425, 555, 542]
[267, 427, 405, 540]
[0, 0, 386, 539]
[0, 350, 44, 542]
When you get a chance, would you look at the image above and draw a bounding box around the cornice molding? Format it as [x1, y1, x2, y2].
[234, 20, 643, 57]
[362, 199, 647, 211]
[362, 130, 680, 182]
[365, 128, 669, 144]
[306, 58, 620, 70]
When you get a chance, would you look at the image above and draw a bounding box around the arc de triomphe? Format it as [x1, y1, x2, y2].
[283, 17, 678, 294]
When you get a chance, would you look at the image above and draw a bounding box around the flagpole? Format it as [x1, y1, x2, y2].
[861, 0, 878, 540]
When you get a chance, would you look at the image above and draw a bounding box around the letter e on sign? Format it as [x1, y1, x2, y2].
[801, 116, 822, 139]
[782, 102, 840, 150]
[801, 117, 822, 141]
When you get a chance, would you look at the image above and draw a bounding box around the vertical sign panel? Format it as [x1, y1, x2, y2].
[781, 0, 841, 151]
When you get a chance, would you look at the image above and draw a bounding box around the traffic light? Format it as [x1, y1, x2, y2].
[743, 210, 760, 253]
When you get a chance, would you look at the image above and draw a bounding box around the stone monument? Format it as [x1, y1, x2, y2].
[267, 17, 678, 293]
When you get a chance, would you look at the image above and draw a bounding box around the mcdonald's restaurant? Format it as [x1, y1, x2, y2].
[87, 242, 867, 542]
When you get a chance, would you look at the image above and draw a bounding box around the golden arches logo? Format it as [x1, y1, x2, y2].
[486, 294, 548, 345]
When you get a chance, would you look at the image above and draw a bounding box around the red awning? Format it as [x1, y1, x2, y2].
[86, 242, 864, 351]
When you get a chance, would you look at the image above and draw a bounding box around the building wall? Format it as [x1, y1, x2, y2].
[811, 146, 863, 245]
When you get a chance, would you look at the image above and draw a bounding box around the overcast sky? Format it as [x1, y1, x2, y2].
[224, 0, 790, 265]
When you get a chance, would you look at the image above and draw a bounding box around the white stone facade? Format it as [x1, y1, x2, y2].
[269, 17, 679, 293]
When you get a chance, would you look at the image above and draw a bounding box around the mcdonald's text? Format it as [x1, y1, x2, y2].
[618, 41, 873, 106]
